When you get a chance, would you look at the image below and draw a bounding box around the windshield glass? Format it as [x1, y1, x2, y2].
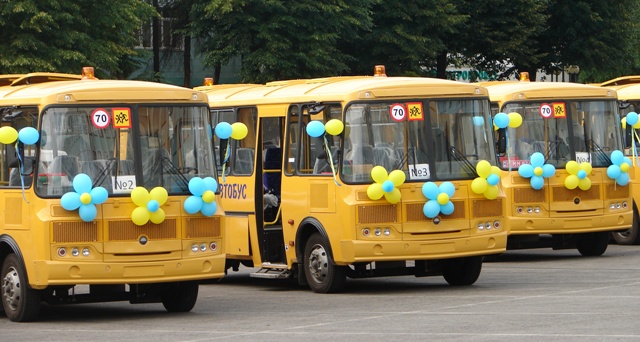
[36, 105, 215, 197]
[502, 100, 621, 168]
[342, 99, 494, 183]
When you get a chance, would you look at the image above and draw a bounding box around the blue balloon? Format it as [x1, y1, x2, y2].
[439, 182, 455, 197]
[617, 173, 630, 186]
[147, 199, 159, 212]
[91, 187, 108, 204]
[72, 173, 92, 194]
[627, 112, 639, 126]
[79, 204, 97, 222]
[518, 164, 534, 178]
[188, 177, 205, 196]
[201, 202, 217, 216]
[607, 165, 621, 179]
[623, 157, 632, 166]
[542, 164, 556, 178]
[530, 175, 544, 190]
[18, 127, 39, 145]
[440, 201, 454, 215]
[472, 116, 484, 126]
[203, 177, 218, 192]
[422, 182, 440, 200]
[494, 112, 509, 129]
[610, 150, 624, 165]
[61, 192, 81, 210]
[382, 180, 395, 193]
[578, 170, 587, 179]
[487, 174, 500, 186]
[530, 152, 545, 167]
[423, 200, 441, 218]
[306, 121, 325, 138]
[215, 122, 233, 139]
[184, 196, 203, 214]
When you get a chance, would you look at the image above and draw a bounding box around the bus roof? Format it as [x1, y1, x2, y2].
[200, 76, 488, 106]
[0, 79, 208, 106]
[608, 82, 640, 100]
[477, 81, 616, 102]
[599, 75, 640, 87]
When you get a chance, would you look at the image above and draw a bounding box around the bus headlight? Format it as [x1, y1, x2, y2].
[191, 244, 199, 252]
[82, 248, 90, 257]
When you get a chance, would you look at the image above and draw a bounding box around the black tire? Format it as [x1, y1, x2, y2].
[1, 254, 41, 322]
[161, 281, 199, 312]
[611, 204, 640, 245]
[442, 256, 483, 286]
[303, 233, 346, 293]
[577, 232, 609, 256]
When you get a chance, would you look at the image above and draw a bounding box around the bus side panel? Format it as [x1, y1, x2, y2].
[225, 215, 250, 257]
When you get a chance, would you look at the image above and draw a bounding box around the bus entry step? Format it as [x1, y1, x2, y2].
[250, 267, 291, 279]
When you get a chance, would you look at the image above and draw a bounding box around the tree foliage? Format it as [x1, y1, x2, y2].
[0, 0, 156, 78]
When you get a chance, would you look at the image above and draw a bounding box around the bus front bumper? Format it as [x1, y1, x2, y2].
[507, 211, 631, 235]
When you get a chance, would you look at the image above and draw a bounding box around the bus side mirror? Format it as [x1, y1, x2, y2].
[496, 128, 506, 154]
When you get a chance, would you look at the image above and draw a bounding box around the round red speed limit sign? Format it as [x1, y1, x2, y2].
[390, 103, 406, 122]
[91, 108, 111, 128]
[539, 103, 552, 118]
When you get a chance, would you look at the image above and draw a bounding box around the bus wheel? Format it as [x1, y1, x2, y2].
[611, 206, 640, 245]
[161, 281, 199, 312]
[577, 232, 609, 256]
[1, 254, 41, 322]
[303, 233, 346, 293]
[442, 256, 483, 286]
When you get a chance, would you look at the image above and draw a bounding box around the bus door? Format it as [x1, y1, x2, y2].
[258, 116, 286, 265]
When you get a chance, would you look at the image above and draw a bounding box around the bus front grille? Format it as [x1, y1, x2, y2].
[186, 217, 221, 238]
[357, 204, 397, 224]
[108, 219, 177, 241]
[52, 222, 99, 243]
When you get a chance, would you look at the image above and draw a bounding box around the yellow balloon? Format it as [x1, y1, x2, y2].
[231, 122, 248, 140]
[150, 209, 166, 224]
[484, 185, 499, 200]
[565, 175, 579, 189]
[325, 119, 344, 136]
[384, 188, 401, 204]
[437, 193, 449, 205]
[367, 183, 384, 200]
[476, 160, 491, 178]
[634, 121, 640, 129]
[508, 112, 523, 128]
[388, 170, 406, 186]
[150, 187, 168, 205]
[131, 207, 150, 226]
[0, 126, 18, 144]
[80, 193, 92, 205]
[578, 177, 591, 191]
[566, 161, 579, 175]
[202, 190, 215, 203]
[622, 117, 627, 129]
[621, 163, 630, 173]
[579, 162, 592, 175]
[534, 166, 543, 176]
[490, 165, 502, 176]
[131, 187, 150, 207]
[493, 124, 499, 131]
[471, 177, 489, 194]
[371, 166, 388, 184]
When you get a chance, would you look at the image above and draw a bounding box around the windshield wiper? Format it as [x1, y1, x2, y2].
[160, 156, 190, 191]
[586, 139, 613, 165]
[448, 146, 479, 177]
[92, 158, 118, 188]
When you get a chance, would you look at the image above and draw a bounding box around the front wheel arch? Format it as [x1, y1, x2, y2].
[295, 217, 331, 263]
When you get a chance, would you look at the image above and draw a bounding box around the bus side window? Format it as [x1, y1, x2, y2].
[1, 108, 38, 187]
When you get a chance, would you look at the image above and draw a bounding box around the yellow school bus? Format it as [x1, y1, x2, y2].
[600, 75, 640, 244]
[0, 68, 225, 321]
[480, 75, 632, 255]
[197, 66, 507, 293]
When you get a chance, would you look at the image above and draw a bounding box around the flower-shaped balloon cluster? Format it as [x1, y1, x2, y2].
[422, 182, 455, 218]
[564, 161, 592, 190]
[471, 160, 501, 199]
[493, 112, 523, 130]
[183, 177, 219, 216]
[131, 187, 168, 226]
[517, 152, 556, 190]
[60, 174, 108, 222]
[366, 166, 406, 204]
[607, 150, 631, 186]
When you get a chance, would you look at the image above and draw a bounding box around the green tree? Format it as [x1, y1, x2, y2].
[0, 0, 156, 78]
[194, 0, 376, 83]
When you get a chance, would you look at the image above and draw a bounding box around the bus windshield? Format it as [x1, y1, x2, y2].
[35, 105, 215, 196]
[342, 99, 494, 183]
[502, 100, 620, 168]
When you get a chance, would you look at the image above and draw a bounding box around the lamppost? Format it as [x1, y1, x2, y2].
[566, 65, 580, 83]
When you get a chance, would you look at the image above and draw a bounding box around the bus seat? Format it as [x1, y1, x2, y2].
[48, 155, 79, 182]
[350, 144, 374, 164]
[313, 146, 338, 174]
[234, 148, 254, 175]
[374, 146, 396, 170]
[263, 147, 282, 196]
[8, 157, 35, 187]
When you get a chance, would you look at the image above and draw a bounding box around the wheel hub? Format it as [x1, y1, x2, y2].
[2, 266, 21, 310]
[307, 244, 328, 282]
